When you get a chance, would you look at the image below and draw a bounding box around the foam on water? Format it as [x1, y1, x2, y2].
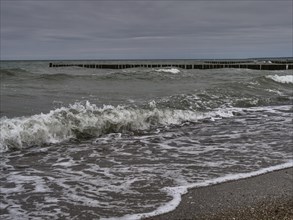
[113, 161, 293, 220]
[1, 105, 292, 219]
[155, 68, 180, 74]
[266, 74, 293, 84]
[1, 61, 293, 219]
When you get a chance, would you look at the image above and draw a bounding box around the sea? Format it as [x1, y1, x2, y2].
[0, 60, 292, 219]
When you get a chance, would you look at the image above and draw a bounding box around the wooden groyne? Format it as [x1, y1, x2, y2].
[49, 60, 293, 70]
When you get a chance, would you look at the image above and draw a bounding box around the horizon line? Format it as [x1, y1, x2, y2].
[1, 56, 293, 62]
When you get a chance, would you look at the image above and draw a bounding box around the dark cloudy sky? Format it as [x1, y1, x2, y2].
[1, 0, 292, 60]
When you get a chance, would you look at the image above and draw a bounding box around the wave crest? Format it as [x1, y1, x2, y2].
[0, 101, 236, 152]
[155, 68, 180, 74]
[266, 75, 293, 84]
[0, 68, 31, 78]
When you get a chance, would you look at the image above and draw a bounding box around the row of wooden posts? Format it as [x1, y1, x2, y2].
[49, 62, 293, 70]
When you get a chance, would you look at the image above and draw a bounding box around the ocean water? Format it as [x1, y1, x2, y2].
[0, 60, 292, 219]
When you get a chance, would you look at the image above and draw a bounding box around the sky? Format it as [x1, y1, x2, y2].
[1, 0, 292, 60]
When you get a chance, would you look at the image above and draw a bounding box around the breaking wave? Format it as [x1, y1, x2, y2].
[155, 68, 180, 74]
[0, 101, 237, 152]
[266, 75, 293, 84]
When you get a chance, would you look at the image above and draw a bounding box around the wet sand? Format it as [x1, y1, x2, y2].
[147, 167, 293, 220]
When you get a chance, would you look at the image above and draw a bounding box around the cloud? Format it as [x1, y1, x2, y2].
[1, 0, 292, 59]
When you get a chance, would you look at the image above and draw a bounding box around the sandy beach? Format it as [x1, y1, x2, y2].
[147, 167, 293, 220]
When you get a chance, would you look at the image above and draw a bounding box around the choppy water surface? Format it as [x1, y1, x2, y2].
[0, 60, 292, 219]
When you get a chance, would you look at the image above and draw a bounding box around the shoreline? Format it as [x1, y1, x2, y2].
[146, 167, 293, 220]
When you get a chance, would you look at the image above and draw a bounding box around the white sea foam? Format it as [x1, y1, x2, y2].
[266, 75, 293, 84]
[2, 104, 292, 219]
[110, 161, 293, 220]
[0, 101, 237, 152]
[265, 89, 283, 95]
[155, 68, 180, 74]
